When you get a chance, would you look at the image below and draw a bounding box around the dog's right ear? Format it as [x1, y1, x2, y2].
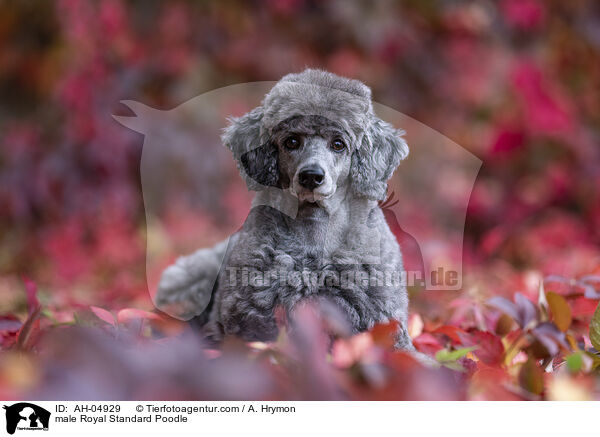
[240, 142, 280, 188]
[350, 116, 409, 201]
[221, 106, 280, 189]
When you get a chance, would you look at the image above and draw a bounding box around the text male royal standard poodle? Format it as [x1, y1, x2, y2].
[156, 69, 418, 351]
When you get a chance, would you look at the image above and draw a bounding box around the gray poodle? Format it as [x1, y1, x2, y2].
[156, 69, 417, 352]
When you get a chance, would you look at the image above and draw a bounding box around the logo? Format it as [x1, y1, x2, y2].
[3, 403, 50, 435]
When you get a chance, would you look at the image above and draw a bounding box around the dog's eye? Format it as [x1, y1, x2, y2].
[330, 138, 346, 152]
[283, 135, 301, 150]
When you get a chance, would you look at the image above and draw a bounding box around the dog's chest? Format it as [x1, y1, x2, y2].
[216, 206, 394, 340]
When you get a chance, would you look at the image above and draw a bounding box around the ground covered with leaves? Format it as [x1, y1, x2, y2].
[0, 272, 599, 400]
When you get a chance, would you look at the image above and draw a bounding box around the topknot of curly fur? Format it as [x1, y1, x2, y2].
[260, 69, 374, 142]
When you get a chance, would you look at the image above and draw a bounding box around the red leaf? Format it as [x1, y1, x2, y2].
[461, 331, 505, 366]
[369, 320, 400, 348]
[90, 306, 116, 326]
[116, 308, 160, 324]
[413, 333, 443, 355]
[431, 325, 466, 343]
[0, 331, 18, 348]
[570, 297, 598, 317]
[22, 276, 40, 315]
[0, 316, 22, 348]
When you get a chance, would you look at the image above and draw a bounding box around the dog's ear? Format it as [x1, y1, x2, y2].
[240, 142, 280, 188]
[350, 116, 409, 201]
[222, 106, 280, 189]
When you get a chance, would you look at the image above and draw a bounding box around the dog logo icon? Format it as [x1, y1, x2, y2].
[3, 403, 50, 434]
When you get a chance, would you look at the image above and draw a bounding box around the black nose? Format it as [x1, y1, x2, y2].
[298, 165, 325, 191]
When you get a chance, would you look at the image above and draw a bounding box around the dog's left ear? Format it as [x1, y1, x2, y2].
[222, 106, 280, 189]
[350, 116, 409, 201]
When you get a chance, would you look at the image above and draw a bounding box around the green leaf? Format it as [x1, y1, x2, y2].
[441, 361, 466, 372]
[590, 302, 600, 351]
[435, 346, 476, 363]
[565, 352, 583, 373]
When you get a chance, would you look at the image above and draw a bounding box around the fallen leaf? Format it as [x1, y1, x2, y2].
[461, 331, 505, 365]
[488, 293, 538, 329]
[518, 358, 544, 396]
[90, 306, 116, 326]
[495, 314, 514, 336]
[432, 325, 466, 343]
[546, 291, 572, 331]
[565, 352, 583, 373]
[435, 346, 476, 363]
[370, 320, 399, 348]
[590, 302, 600, 351]
[116, 308, 160, 324]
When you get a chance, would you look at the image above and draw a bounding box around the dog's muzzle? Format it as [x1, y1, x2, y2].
[298, 165, 325, 191]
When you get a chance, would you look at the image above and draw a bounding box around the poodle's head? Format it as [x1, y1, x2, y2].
[222, 69, 408, 205]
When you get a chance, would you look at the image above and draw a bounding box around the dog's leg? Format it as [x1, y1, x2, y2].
[155, 238, 230, 320]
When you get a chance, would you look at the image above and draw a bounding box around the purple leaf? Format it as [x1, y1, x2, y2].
[0, 316, 23, 332]
[487, 297, 520, 325]
[488, 293, 539, 329]
[580, 276, 600, 299]
[514, 293, 539, 328]
[531, 322, 569, 357]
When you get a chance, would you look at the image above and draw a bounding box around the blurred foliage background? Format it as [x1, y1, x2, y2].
[0, 0, 600, 400]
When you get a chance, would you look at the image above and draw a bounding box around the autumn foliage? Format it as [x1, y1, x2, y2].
[1, 0, 600, 400]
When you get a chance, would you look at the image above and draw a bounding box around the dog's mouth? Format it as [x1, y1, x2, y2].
[298, 201, 321, 210]
[297, 199, 329, 219]
[295, 190, 334, 203]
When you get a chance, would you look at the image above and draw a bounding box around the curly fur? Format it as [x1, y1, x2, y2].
[156, 69, 420, 353]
